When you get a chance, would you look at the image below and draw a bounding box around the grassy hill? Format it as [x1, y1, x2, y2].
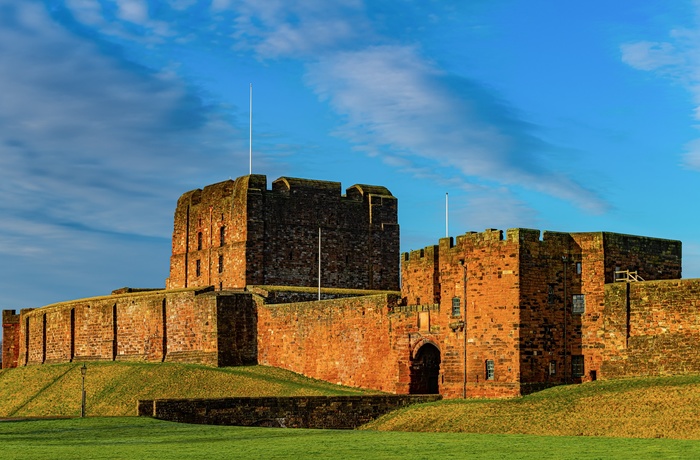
[0, 362, 377, 417]
[4, 362, 700, 440]
[363, 374, 700, 439]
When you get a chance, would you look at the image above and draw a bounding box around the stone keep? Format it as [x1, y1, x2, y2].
[166, 175, 400, 291]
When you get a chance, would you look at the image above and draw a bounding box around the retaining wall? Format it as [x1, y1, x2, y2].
[137, 395, 441, 429]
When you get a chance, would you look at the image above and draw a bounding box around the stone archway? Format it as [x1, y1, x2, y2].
[409, 343, 441, 394]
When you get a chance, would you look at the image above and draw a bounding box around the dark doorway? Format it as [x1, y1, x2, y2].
[409, 343, 441, 394]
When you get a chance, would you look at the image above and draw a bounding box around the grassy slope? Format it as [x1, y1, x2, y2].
[4, 362, 700, 440]
[0, 362, 377, 418]
[2, 418, 700, 460]
[363, 374, 700, 439]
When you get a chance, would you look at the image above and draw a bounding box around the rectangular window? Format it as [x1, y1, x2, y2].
[485, 359, 495, 380]
[451, 297, 461, 317]
[576, 262, 582, 275]
[220, 226, 226, 246]
[195, 259, 201, 277]
[197, 232, 203, 250]
[549, 361, 556, 375]
[572, 355, 584, 377]
[218, 254, 224, 273]
[572, 294, 585, 314]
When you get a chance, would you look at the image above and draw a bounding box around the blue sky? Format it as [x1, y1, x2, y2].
[2, 0, 700, 313]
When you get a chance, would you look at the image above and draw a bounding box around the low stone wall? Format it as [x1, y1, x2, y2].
[137, 395, 441, 429]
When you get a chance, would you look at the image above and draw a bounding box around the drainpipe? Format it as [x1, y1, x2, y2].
[562, 256, 568, 384]
[459, 259, 467, 398]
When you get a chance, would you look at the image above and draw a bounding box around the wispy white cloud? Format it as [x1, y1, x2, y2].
[0, 0, 248, 242]
[620, 41, 685, 71]
[220, 1, 608, 212]
[306, 45, 606, 212]
[116, 0, 148, 24]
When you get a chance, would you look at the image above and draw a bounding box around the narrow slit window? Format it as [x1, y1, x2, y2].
[572, 355, 584, 377]
[451, 297, 461, 317]
[485, 360, 495, 380]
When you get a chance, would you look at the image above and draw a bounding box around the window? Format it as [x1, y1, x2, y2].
[220, 226, 226, 246]
[572, 355, 584, 377]
[485, 360, 495, 380]
[576, 262, 582, 275]
[572, 294, 585, 314]
[197, 232, 203, 250]
[195, 259, 201, 277]
[451, 297, 461, 317]
[218, 255, 224, 273]
[549, 361, 556, 375]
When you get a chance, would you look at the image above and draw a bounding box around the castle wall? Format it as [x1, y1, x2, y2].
[400, 229, 526, 398]
[167, 175, 399, 292]
[602, 233, 682, 283]
[602, 279, 700, 378]
[517, 230, 583, 390]
[256, 293, 409, 394]
[399, 228, 686, 397]
[441, 229, 523, 398]
[2, 310, 20, 368]
[8, 288, 255, 368]
[400, 245, 439, 306]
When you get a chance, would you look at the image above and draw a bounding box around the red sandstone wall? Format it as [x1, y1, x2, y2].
[2, 310, 20, 368]
[400, 229, 526, 398]
[399, 228, 683, 396]
[44, 308, 73, 363]
[164, 291, 219, 365]
[14, 288, 235, 368]
[400, 245, 439, 306]
[517, 230, 581, 389]
[257, 294, 407, 393]
[442, 230, 523, 398]
[602, 279, 700, 378]
[168, 177, 256, 290]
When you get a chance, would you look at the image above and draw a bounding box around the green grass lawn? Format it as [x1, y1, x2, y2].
[0, 362, 377, 417]
[1, 417, 700, 460]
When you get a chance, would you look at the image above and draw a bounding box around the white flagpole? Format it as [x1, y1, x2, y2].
[249, 83, 252, 175]
[446, 192, 449, 238]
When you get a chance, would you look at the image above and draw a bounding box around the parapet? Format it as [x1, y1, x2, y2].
[346, 184, 394, 201]
[272, 177, 342, 195]
[402, 245, 438, 262]
[2, 309, 19, 325]
[506, 228, 541, 242]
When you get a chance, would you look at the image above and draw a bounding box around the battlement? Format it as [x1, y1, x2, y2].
[168, 174, 400, 292]
[272, 177, 341, 195]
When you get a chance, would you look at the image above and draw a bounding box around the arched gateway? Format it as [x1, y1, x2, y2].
[409, 343, 441, 394]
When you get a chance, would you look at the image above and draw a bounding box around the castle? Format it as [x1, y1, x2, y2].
[3, 174, 700, 398]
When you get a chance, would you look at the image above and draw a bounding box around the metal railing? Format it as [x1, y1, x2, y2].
[614, 270, 645, 282]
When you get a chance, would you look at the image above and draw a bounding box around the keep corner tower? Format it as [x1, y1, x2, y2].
[166, 174, 400, 292]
